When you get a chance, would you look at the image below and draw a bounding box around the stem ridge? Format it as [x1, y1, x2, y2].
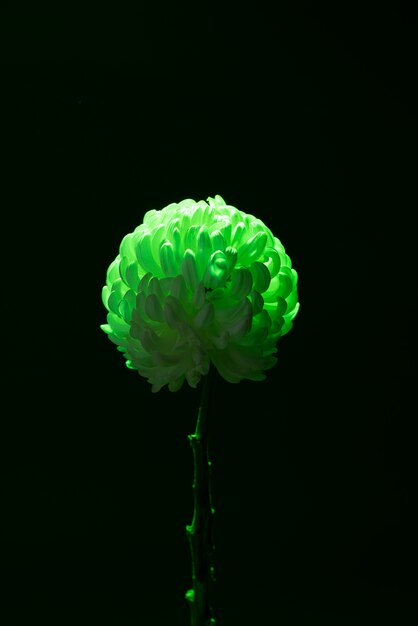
[185, 366, 216, 626]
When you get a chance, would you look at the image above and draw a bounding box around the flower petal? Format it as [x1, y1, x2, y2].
[277, 269, 293, 299]
[238, 231, 268, 265]
[250, 261, 271, 293]
[182, 249, 199, 292]
[210, 229, 226, 253]
[229, 268, 253, 299]
[194, 301, 215, 329]
[250, 290, 264, 315]
[203, 251, 229, 289]
[135, 232, 162, 275]
[160, 241, 178, 276]
[145, 293, 164, 322]
[263, 247, 281, 277]
[192, 281, 206, 309]
[231, 221, 245, 246]
[164, 295, 189, 328]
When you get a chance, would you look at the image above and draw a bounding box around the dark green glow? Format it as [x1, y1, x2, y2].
[101, 195, 300, 392]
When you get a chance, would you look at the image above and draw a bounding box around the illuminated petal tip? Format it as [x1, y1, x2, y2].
[203, 251, 229, 289]
[101, 196, 299, 391]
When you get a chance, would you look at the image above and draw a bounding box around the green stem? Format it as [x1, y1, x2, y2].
[185, 365, 216, 626]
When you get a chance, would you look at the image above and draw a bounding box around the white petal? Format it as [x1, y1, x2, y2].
[145, 293, 164, 322]
[194, 302, 214, 329]
[192, 282, 206, 309]
[229, 268, 253, 299]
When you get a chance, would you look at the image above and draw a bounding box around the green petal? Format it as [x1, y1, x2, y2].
[119, 232, 136, 260]
[273, 236, 285, 253]
[142, 209, 158, 226]
[276, 296, 288, 317]
[215, 298, 252, 340]
[287, 301, 300, 322]
[179, 198, 197, 209]
[229, 267, 253, 299]
[238, 231, 267, 265]
[285, 289, 298, 315]
[239, 325, 269, 346]
[214, 194, 226, 207]
[145, 293, 164, 322]
[194, 302, 214, 329]
[106, 258, 121, 286]
[192, 282, 206, 309]
[148, 276, 165, 304]
[133, 292, 147, 325]
[102, 285, 110, 309]
[280, 319, 293, 337]
[138, 272, 153, 293]
[125, 262, 141, 291]
[170, 274, 188, 303]
[108, 333, 128, 347]
[231, 221, 245, 247]
[182, 249, 199, 291]
[250, 290, 264, 315]
[227, 300, 252, 341]
[263, 247, 281, 278]
[107, 311, 130, 336]
[205, 287, 225, 302]
[225, 246, 238, 274]
[166, 217, 180, 239]
[178, 212, 191, 242]
[210, 330, 229, 350]
[172, 227, 182, 259]
[219, 220, 232, 246]
[189, 204, 204, 226]
[196, 225, 211, 275]
[277, 247, 289, 268]
[164, 295, 189, 328]
[160, 241, 178, 276]
[107, 290, 122, 315]
[264, 274, 281, 301]
[210, 229, 226, 253]
[250, 261, 271, 293]
[258, 309, 272, 330]
[136, 232, 162, 275]
[185, 224, 200, 252]
[119, 255, 141, 291]
[150, 223, 166, 260]
[203, 251, 229, 289]
[277, 269, 293, 299]
[118, 298, 131, 323]
[118, 290, 136, 322]
[169, 376, 185, 392]
[211, 354, 242, 384]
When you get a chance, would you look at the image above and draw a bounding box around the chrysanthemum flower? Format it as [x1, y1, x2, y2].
[101, 195, 300, 392]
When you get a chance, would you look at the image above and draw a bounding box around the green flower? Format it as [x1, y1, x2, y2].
[101, 195, 300, 392]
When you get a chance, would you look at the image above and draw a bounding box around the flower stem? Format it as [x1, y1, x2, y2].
[185, 365, 216, 626]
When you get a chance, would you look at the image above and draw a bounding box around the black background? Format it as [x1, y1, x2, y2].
[2, 1, 417, 624]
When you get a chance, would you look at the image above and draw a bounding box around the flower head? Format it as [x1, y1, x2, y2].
[101, 195, 300, 392]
